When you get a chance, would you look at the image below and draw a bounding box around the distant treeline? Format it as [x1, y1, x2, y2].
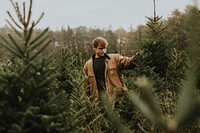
[0, 5, 199, 59]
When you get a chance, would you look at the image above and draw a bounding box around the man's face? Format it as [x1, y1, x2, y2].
[94, 45, 107, 57]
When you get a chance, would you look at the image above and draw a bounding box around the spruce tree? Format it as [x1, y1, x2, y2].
[0, 0, 83, 132]
[183, 5, 200, 89]
[141, 0, 170, 78]
[142, 15, 170, 77]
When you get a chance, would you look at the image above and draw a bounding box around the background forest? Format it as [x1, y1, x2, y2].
[0, 0, 200, 132]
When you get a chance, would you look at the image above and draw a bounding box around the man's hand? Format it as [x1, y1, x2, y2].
[131, 51, 143, 67]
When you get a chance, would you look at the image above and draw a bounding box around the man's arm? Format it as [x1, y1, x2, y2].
[118, 51, 142, 69]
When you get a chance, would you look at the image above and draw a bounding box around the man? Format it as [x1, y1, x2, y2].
[82, 36, 140, 101]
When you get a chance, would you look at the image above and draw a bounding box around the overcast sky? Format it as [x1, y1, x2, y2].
[0, 0, 195, 31]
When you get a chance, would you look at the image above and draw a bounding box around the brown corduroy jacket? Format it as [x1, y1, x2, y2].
[82, 53, 137, 101]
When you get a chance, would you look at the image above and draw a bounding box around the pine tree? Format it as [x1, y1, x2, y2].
[0, 0, 84, 132]
[183, 5, 200, 89]
[141, 0, 170, 78]
[142, 15, 170, 77]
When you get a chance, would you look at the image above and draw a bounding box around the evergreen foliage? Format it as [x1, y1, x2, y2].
[0, 0, 83, 132]
[183, 5, 200, 90]
[53, 48, 77, 95]
[166, 48, 189, 90]
[0, 0, 199, 132]
[142, 16, 170, 78]
[52, 39, 115, 133]
[107, 4, 200, 133]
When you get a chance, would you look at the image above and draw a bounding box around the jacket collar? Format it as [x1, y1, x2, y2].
[92, 53, 110, 60]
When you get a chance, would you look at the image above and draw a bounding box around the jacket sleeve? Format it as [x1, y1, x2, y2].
[118, 52, 141, 69]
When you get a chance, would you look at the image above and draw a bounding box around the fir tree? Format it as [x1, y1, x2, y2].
[183, 5, 200, 89]
[142, 15, 170, 77]
[0, 0, 84, 132]
[141, 0, 170, 78]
